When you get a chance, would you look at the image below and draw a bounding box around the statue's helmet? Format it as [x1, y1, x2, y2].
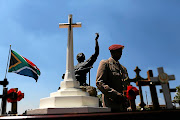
[76, 53, 85, 62]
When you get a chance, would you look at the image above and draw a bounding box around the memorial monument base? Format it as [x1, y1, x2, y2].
[27, 107, 110, 115]
[39, 95, 99, 108]
[27, 82, 111, 115]
[38, 80, 99, 108]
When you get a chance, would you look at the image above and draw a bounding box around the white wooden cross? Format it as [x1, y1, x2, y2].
[59, 14, 81, 82]
[150, 67, 175, 109]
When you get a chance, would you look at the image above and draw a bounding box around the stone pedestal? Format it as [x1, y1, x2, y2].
[26, 79, 110, 115]
[27, 107, 111, 115]
[37, 79, 100, 108]
[40, 90, 99, 108]
[27, 81, 110, 115]
[37, 78, 99, 107]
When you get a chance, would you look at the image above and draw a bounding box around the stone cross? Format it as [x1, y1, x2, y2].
[136, 70, 160, 110]
[150, 67, 175, 109]
[59, 14, 81, 85]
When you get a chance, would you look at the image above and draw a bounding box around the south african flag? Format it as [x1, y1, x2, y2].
[8, 50, 41, 82]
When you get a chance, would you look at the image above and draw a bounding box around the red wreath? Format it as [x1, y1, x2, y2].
[126, 85, 139, 100]
[7, 88, 24, 103]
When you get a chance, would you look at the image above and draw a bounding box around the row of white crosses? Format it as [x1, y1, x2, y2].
[149, 67, 175, 109]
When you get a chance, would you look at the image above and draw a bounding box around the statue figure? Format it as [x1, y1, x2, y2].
[74, 33, 99, 86]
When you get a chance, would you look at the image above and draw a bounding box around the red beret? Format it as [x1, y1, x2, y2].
[108, 44, 124, 51]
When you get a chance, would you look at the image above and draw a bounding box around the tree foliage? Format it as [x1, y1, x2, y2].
[174, 85, 180, 104]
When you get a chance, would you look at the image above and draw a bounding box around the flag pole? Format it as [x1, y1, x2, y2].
[5, 45, 11, 79]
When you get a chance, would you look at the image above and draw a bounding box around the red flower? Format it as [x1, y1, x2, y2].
[126, 85, 139, 100]
[7, 88, 24, 103]
[7, 88, 16, 94]
[17, 91, 24, 101]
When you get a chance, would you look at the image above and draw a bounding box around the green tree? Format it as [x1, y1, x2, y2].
[174, 85, 180, 105]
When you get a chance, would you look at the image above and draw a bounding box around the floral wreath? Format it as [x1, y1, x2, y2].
[7, 88, 24, 103]
[126, 85, 139, 100]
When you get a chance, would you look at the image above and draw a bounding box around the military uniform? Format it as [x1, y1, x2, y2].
[74, 40, 99, 86]
[96, 57, 129, 112]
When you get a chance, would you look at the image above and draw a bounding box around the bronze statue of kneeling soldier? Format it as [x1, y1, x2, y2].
[75, 33, 99, 97]
[74, 33, 99, 86]
[61, 33, 99, 96]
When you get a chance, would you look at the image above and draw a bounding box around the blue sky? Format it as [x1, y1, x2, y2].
[0, 0, 180, 114]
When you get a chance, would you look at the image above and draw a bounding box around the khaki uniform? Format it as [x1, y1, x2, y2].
[96, 57, 129, 111]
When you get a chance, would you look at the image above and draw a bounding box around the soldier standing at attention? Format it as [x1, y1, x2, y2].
[96, 44, 129, 112]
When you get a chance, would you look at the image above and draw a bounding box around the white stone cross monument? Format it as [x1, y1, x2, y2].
[59, 14, 81, 85]
[149, 67, 175, 109]
[39, 14, 99, 108]
[27, 15, 110, 115]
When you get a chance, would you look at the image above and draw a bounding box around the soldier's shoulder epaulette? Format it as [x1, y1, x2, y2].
[99, 59, 108, 66]
[101, 59, 107, 62]
[100, 59, 108, 63]
[99, 59, 110, 67]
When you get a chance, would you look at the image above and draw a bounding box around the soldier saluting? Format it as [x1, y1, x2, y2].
[96, 44, 129, 112]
